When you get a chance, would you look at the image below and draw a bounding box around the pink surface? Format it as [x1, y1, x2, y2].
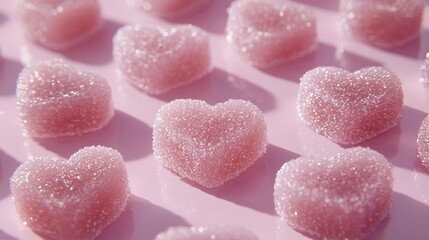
[153, 99, 267, 188]
[1, 0, 429, 239]
[421, 54, 429, 82]
[154, 225, 258, 240]
[274, 147, 393, 239]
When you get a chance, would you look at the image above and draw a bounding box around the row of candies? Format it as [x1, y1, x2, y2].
[5, 0, 429, 240]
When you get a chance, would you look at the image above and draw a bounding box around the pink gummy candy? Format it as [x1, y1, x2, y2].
[153, 99, 267, 188]
[130, 0, 210, 18]
[16, 59, 114, 138]
[274, 147, 393, 240]
[10, 146, 130, 240]
[155, 225, 259, 240]
[17, 0, 102, 50]
[297, 66, 403, 145]
[113, 24, 211, 95]
[340, 0, 425, 48]
[417, 114, 429, 169]
[226, 0, 317, 68]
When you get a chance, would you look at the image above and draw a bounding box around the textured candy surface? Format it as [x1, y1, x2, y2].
[155, 225, 259, 240]
[340, 0, 425, 48]
[17, 0, 102, 50]
[226, 0, 317, 68]
[17, 59, 113, 138]
[130, 0, 209, 18]
[417, 114, 429, 169]
[113, 24, 211, 95]
[297, 66, 403, 145]
[153, 99, 267, 188]
[10, 146, 130, 240]
[274, 147, 393, 240]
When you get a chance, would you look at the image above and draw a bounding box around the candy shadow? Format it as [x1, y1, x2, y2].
[386, 28, 429, 59]
[0, 149, 20, 199]
[357, 125, 401, 158]
[0, 12, 7, 25]
[38, 110, 152, 161]
[157, 68, 276, 112]
[0, 58, 23, 96]
[99, 195, 189, 240]
[262, 42, 382, 82]
[418, 28, 429, 59]
[200, 144, 300, 215]
[165, 0, 233, 34]
[0, 230, 19, 240]
[59, 19, 123, 65]
[367, 192, 429, 240]
[97, 200, 135, 240]
[350, 106, 425, 167]
[386, 106, 426, 169]
[291, 0, 339, 11]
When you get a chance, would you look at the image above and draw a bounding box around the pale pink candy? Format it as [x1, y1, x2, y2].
[153, 99, 267, 188]
[297, 66, 403, 145]
[16, 59, 114, 138]
[274, 147, 393, 240]
[10, 146, 130, 240]
[113, 24, 211, 95]
[155, 225, 259, 240]
[340, 0, 425, 48]
[130, 0, 210, 18]
[226, 0, 317, 68]
[16, 0, 102, 50]
[417, 114, 429, 169]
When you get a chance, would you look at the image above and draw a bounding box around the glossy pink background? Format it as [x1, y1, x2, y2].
[1, 0, 429, 239]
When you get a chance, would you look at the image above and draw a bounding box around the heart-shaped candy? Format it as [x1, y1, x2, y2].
[17, 0, 102, 50]
[113, 24, 211, 95]
[274, 147, 393, 239]
[10, 146, 130, 240]
[155, 225, 259, 240]
[17, 59, 114, 138]
[130, 0, 210, 18]
[340, 0, 425, 48]
[153, 99, 267, 188]
[297, 66, 403, 145]
[226, 0, 317, 68]
[417, 114, 429, 169]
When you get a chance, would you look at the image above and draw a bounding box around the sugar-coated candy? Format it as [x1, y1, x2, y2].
[16, 59, 113, 138]
[113, 24, 211, 95]
[297, 66, 403, 145]
[226, 0, 317, 68]
[153, 99, 267, 188]
[155, 225, 259, 240]
[340, 0, 425, 48]
[417, 114, 429, 169]
[274, 147, 393, 240]
[17, 0, 102, 50]
[10, 146, 130, 240]
[130, 0, 210, 18]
